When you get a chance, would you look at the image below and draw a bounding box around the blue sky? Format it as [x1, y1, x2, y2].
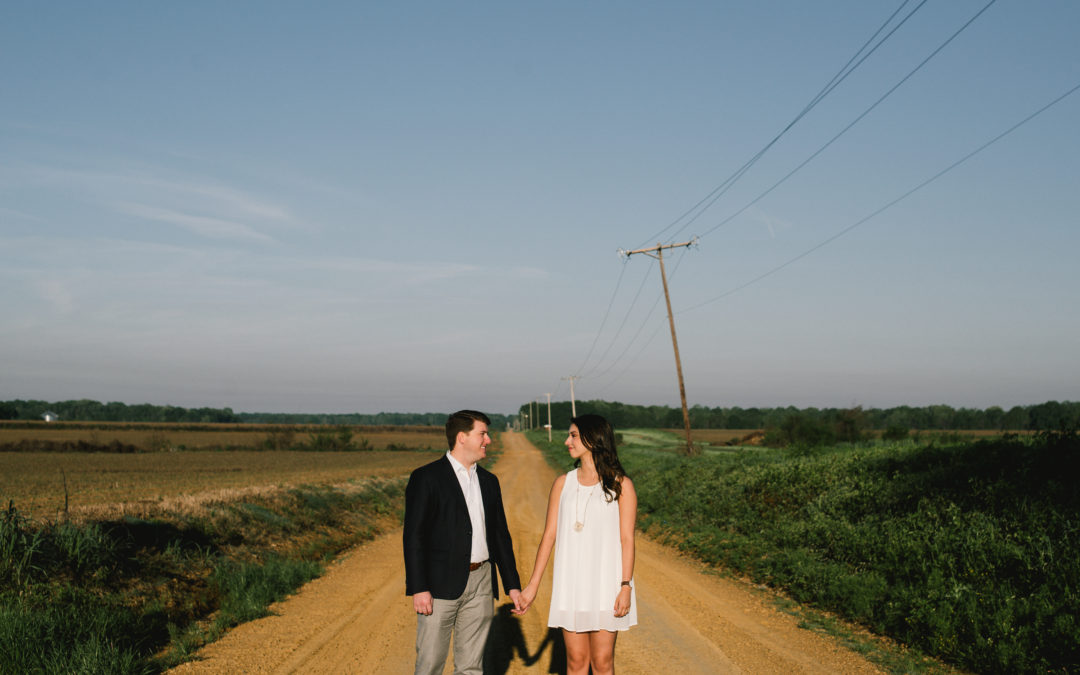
[2, 1, 1078, 415]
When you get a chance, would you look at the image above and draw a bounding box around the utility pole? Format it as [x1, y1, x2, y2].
[544, 393, 552, 442]
[529, 400, 535, 430]
[561, 375, 578, 418]
[620, 239, 699, 456]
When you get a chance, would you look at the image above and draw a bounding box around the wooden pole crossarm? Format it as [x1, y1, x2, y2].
[619, 238, 700, 455]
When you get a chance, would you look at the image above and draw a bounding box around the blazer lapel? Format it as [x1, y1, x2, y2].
[439, 455, 470, 514]
[477, 469, 496, 520]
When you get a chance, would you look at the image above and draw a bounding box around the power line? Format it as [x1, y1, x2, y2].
[587, 248, 691, 384]
[695, 0, 1000, 242]
[580, 260, 655, 378]
[635, 0, 929, 249]
[595, 320, 666, 397]
[679, 79, 1080, 314]
[577, 0, 942, 388]
[573, 257, 630, 376]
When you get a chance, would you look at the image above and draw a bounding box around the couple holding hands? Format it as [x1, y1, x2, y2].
[404, 410, 637, 675]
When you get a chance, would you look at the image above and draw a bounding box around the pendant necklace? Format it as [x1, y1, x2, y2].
[574, 479, 598, 532]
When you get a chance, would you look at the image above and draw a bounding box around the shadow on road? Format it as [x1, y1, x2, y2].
[484, 605, 566, 674]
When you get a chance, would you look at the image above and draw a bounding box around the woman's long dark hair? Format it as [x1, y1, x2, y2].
[572, 414, 626, 502]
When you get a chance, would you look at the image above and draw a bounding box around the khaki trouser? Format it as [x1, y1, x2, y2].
[414, 562, 494, 675]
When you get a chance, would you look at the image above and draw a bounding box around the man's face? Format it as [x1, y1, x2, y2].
[457, 421, 491, 465]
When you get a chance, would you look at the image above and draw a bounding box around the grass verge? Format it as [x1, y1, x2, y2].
[525, 428, 1079, 675]
[0, 476, 406, 673]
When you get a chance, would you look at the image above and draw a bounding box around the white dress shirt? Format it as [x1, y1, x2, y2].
[447, 452, 489, 564]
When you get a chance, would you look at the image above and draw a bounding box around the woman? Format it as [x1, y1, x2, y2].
[517, 414, 637, 675]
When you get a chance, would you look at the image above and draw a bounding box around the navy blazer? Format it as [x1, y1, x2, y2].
[403, 455, 520, 600]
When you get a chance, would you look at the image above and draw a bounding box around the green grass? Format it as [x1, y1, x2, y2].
[525, 428, 1080, 674]
[0, 476, 407, 673]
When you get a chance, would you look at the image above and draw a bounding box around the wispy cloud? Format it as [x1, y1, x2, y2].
[2, 162, 296, 232]
[35, 279, 74, 313]
[115, 201, 276, 244]
[0, 206, 45, 223]
[134, 177, 292, 222]
[748, 206, 790, 240]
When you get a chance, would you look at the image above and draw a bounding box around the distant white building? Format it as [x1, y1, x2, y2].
[42, 411, 59, 422]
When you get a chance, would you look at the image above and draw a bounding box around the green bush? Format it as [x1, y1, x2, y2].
[302, 425, 371, 451]
[623, 430, 1080, 674]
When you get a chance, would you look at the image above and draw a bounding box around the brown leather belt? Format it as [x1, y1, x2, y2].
[468, 560, 488, 572]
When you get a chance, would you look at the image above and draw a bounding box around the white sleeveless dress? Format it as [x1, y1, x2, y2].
[547, 468, 637, 632]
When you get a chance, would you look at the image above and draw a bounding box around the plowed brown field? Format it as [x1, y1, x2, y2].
[170, 432, 884, 674]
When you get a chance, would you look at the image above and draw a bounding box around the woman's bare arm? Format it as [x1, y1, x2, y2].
[514, 473, 565, 614]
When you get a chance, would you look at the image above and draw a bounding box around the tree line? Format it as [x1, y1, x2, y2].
[4, 397, 1075, 432]
[0, 399, 511, 428]
[518, 399, 1080, 432]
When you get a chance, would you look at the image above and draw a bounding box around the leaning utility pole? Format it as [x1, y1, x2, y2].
[561, 375, 579, 418]
[620, 239, 699, 455]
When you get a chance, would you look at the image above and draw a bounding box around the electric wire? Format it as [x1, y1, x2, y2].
[566, 0, 1024, 406]
[584, 0, 931, 397]
[635, 0, 927, 249]
[693, 0, 999, 242]
[580, 260, 656, 378]
[679, 79, 1080, 314]
[573, 258, 630, 377]
[595, 322, 666, 396]
[589, 249, 691, 388]
[591, 0, 929, 395]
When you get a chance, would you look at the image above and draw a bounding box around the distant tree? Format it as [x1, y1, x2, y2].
[834, 406, 868, 443]
[882, 424, 909, 441]
[1027, 401, 1070, 431]
[1002, 406, 1029, 430]
[766, 413, 836, 447]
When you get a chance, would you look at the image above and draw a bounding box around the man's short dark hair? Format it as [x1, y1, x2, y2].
[446, 410, 491, 450]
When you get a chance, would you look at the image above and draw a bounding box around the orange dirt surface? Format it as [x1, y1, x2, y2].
[169, 432, 885, 674]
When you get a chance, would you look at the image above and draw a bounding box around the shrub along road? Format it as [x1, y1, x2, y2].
[170, 432, 883, 674]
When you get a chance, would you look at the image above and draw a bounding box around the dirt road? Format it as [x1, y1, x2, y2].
[172, 432, 883, 674]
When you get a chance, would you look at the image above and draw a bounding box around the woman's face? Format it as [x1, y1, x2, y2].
[565, 424, 591, 460]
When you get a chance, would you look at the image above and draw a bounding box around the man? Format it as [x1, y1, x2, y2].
[404, 410, 523, 675]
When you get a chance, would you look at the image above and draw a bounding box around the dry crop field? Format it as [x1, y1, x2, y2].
[675, 428, 761, 445]
[668, 428, 1024, 446]
[0, 421, 446, 451]
[0, 423, 450, 521]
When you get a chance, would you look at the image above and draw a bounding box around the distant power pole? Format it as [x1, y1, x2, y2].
[529, 400, 535, 430]
[544, 393, 552, 442]
[562, 375, 579, 418]
[620, 239, 699, 456]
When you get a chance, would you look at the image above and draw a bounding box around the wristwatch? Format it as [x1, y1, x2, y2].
[620, 580, 633, 588]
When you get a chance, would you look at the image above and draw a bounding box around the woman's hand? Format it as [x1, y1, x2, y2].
[613, 585, 632, 618]
[513, 582, 538, 615]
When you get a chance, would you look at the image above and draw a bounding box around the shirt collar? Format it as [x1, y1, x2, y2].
[446, 451, 475, 476]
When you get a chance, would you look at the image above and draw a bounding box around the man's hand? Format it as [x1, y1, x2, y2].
[413, 591, 433, 615]
[508, 588, 524, 615]
[512, 585, 538, 616]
